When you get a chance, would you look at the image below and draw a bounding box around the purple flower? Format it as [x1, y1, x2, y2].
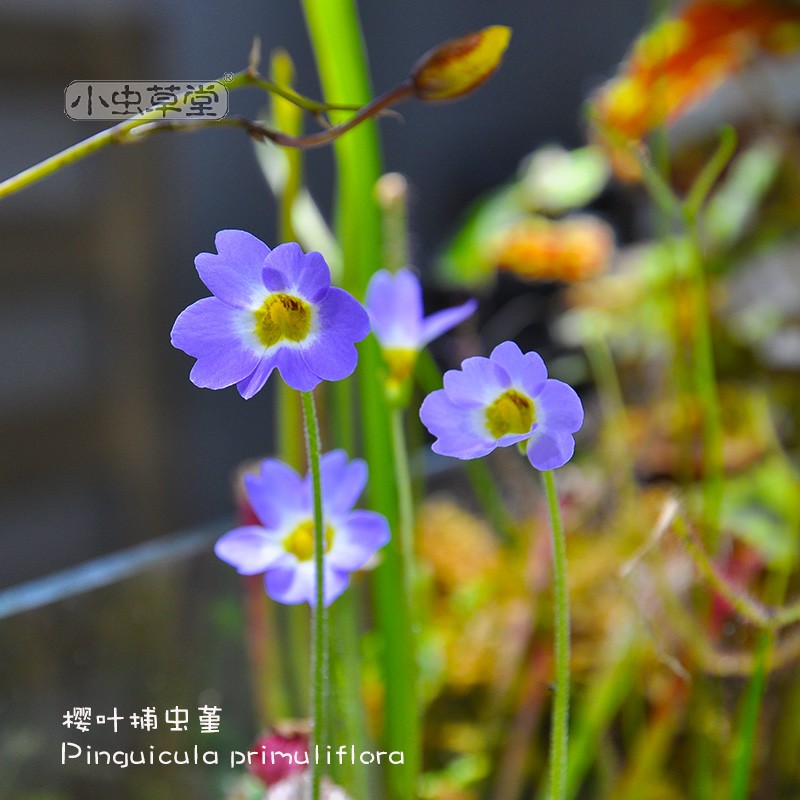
[171, 230, 370, 397]
[419, 341, 583, 470]
[215, 450, 391, 606]
[365, 268, 477, 386]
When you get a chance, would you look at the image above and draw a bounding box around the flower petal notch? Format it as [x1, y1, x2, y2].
[419, 341, 583, 470]
[215, 451, 391, 607]
[171, 230, 370, 397]
[411, 25, 512, 102]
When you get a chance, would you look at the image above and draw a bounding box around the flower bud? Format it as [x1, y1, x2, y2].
[411, 25, 511, 102]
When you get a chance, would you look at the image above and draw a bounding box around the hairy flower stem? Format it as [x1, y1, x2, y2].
[542, 469, 570, 800]
[390, 408, 416, 603]
[301, 390, 328, 800]
[386, 405, 421, 778]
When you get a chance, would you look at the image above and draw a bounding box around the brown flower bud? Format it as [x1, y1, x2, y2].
[411, 25, 511, 102]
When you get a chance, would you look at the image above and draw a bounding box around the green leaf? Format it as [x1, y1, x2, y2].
[721, 458, 800, 569]
[437, 185, 524, 288]
[704, 139, 782, 253]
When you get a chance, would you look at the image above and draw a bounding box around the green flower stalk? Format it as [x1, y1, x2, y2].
[419, 342, 583, 799]
[543, 469, 570, 800]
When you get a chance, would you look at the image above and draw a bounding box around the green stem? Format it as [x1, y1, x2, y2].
[683, 127, 737, 220]
[390, 407, 416, 600]
[564, 634, 641, 800]
[279, 604, 310, 717]
[617, 127, 727, 546]
[584, 338, 638, 513]
[300, 0, 383, 292]
[542, 470, 570, 800]
[728, 631, 771, 800]
[0, 67, 407, 201]
[0, 72, 246, 200]
[690, 680, 718, 800]
[646, 132, 734, 547]
[302, 390, 328, 800]
[251, 74, 363, 116]
[271, 49, 304, 247]
[387, 404, 421, 778]
[330, 590, 371, 799]
[301, 3, 420, 798]
[244, 575, 285, 727]
[673, 515, 770, 629]
[684, 220, 724, 548]
[728, 502, 800, 799]
[271, 55, 314, 725]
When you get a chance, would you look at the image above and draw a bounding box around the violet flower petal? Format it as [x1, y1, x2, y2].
[321, 568, 351, 606]
[265, 564, 314, 605]
[171, 297, 262, 389]
[490, 341, 548, 395]
[262, 267, 289, 293]
[327, 510, 391, 572]
[420, 389, 498, 459]
[419, 298, 477, 347]
[195, 230, 271, 309]
[526, 429, 576, 471]
[536, 379, 584, 433]
[236, 352, 278, 399]
[245, 460, 307, 528]
[301, 288, 369, 382]
[317, 451, 367, 516]
[442, 356, 511, 407]
[266, 562, 350, 606]
[274, 347, 324, 392]
[214, 526, 290, 574]
[365, 268, 424, 349]
[264, 242, 331, 303]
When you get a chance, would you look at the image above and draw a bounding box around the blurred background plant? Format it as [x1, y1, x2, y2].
[225, 3, 800, 798]
[405, 2, 800, 797]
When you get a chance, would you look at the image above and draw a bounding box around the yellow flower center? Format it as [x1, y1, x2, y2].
[283, 520, 334, 562]
[383, 347, 418, 385]
[485, 389, 535, 439]
[253, 293, 311, 347]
